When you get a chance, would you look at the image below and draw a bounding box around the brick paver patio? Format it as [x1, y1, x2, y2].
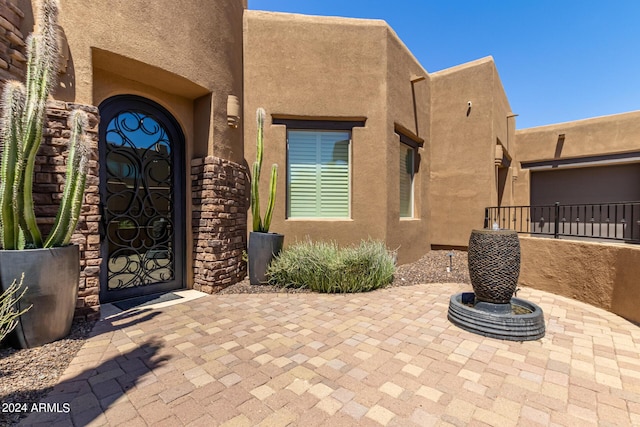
[23, 283, 640, 426]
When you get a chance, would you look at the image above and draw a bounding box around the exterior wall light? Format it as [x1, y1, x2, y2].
[495, 144, 504, 166]
[227, 95, 240, 128]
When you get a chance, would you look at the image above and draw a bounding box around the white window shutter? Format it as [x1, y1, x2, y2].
[288, 130, 350, 218]
[400, 144, 414, 218]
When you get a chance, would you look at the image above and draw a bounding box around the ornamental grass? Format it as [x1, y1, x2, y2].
[266, 239, 396, 293]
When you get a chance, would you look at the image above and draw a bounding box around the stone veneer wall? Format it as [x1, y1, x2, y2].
[0, 0, 26, 82]
[191, 156, 247, 293]
[36, 101, 102, 320]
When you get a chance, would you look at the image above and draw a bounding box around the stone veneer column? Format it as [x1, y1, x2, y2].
[35, 101, 101, 320]
[0, 0, 26, 82]
[191, 157, 247, 293]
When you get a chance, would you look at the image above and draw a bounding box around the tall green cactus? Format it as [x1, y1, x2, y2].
[251, 108, 278, 233]
[0, 0, 90, 250]
[44, 110, 90, 247]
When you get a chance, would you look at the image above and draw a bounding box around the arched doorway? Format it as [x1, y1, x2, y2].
[98, 95, 185, 303]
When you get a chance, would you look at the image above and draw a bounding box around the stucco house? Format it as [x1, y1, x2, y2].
[1, 0, 638, 320]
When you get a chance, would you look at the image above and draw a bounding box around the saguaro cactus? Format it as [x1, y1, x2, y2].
[0, 0, 90, 249]
[251, 108, 278, 233]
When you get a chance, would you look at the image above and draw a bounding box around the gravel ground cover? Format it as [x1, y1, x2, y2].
[219, 249, 470, 293]
[0, 250, 469, 425]
[0, 320, 96, 426]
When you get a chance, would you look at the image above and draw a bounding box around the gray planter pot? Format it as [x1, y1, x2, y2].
[248, 232, 284, 285]
[0, 245, 79, 348]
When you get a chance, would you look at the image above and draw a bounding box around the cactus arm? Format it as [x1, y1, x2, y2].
[251, 161, 262, 232]
[21, 34, 55, 175]
[45, 111, 89, 247]
[8, 88, 25, 249]
[23, 0, 58, 117]
[255, 108, 264, 177]
[20, 31, 59, 247]
[22, 35, 39, 138]
[17, 0, 59, 247]
[0, 83, 26, 249]
[44, 111, 81, 246]
[61, 170, 86, 245]
[250, 108, 279, 233]
[251, 108, 267, 232]
[262, 164, 278, 233]
[19, 138, 43, 247]
[43, 170, 74, 247]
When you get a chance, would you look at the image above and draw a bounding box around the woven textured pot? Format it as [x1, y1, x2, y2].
[468, 229, 520, 304]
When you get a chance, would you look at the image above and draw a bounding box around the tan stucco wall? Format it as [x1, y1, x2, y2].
[492, 66, 518, 208]
[20, 0, 245, 164]
[515, 111, 640, 208]
[18, 0, 246, 290]
[516, 110, 640, 163]
[513, 168, 531, 206]
[384, 25, 430, 263]
[520, 236, 640, 324]
[244, 11, 432, 263]
[429, 57, 513, 247]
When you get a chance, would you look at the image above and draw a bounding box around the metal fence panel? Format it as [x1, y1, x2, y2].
[485, 202, 640, 243]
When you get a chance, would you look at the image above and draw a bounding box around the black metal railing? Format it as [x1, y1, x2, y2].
[484, 201, 640, 243]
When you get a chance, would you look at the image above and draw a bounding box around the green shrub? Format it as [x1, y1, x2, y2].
[267, 239, 396, 293]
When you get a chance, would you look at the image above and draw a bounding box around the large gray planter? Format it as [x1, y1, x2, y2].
[0, 245, 79, 348]
[248, 232, 284, 285]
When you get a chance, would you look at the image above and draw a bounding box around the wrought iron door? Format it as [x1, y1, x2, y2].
[98, 96, 185, 302]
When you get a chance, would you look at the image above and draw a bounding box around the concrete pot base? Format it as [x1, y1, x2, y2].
[448, 292, 545, 341]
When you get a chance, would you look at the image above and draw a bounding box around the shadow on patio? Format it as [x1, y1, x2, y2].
[10, 309, 166, 426]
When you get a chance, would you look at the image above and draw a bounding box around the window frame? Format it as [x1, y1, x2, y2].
[286, 129, 352, 219]
[399, 141, 415, 218]
[396, 131, 422, 219]
[273, 118, 365, 221]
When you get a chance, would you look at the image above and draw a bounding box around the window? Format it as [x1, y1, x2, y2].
[400, 143, 415, 218]
[274, 117, 364, 219]
[287, 130, 350, 218]
[396, 128, 422, 218]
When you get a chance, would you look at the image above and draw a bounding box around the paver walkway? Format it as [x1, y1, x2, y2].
[23, 283, 640, 426]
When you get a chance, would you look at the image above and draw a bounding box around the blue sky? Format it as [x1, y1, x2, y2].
[248, 1, 640, 129]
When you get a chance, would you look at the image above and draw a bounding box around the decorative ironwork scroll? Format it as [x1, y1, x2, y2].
[104, 111, 175, 290]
